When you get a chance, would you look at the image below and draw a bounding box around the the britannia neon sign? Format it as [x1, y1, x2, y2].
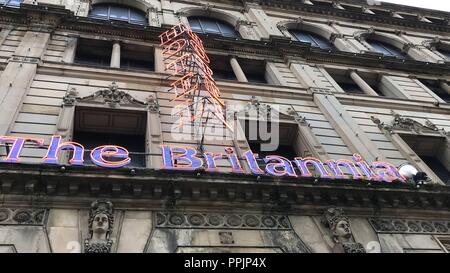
[0, 136, 406, 183]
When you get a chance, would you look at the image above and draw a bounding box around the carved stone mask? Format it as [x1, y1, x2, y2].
[334, 219, 352, 238]
[92, 212, 109, 235]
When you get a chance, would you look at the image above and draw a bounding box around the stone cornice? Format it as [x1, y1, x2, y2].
[0, 163, 449, 214]
[257, 0, 450, 34]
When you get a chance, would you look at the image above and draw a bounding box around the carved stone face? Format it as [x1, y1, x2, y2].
[92, 213, 109, 235]
[334, 220, 352, 238]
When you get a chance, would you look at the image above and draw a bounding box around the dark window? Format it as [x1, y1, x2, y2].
[398, 13, 419, 21]
[243, 120, 301, 163]
[311, 1, 334, 8]
[339, 82, 365, 94]
[367, 39, 406, 58]
[289, 30, 333, 50]
[188, 16, 239, 38]
[0, 0, 22, 7]
[121, 43, 154, 71]
[437, 48, 450, 61]
[238, 58, 267, 84]
[74, 38, 112, 67]
[89, 4, 147, 25]
[401, 134, 450, 185]
[73, 107, 147, 168]
[328, 71, 385, 96]
[209, 55, 236, 81]
[340, 4, 362, 13]
[419, 79, 450, 103]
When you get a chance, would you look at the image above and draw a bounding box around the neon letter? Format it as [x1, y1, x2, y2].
[90, 145, 131, 168]
[264, 156, 297, 177]
[161, 146, 203, 171]
[243, 150, 265, 175]
[43, 136, 85, 166]
[0, 136, 44, 163]
[371, 162, 406, 183]
[224, 147, 244, 173]
[294, 157, 331, 178]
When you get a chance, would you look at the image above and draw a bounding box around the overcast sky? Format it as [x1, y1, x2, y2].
[379, 0, 450, 12]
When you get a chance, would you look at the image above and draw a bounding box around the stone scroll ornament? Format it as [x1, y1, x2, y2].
[322, 207, 366, 253]
[84, 200, 114, 253]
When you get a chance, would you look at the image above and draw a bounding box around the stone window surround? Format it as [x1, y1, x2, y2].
[373, 114, 450, 185]
[56, 88, 163, 169]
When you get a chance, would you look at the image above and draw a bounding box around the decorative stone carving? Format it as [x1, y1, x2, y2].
[219, 232, 235, 244]
[62, 87, 79, 106]
[369, 218, 450, 234]
[78, 82, 146, 108]
[146, 94, 160, 113]
[322, 207, 366, 253]
[84, 200, 114, 253]
[0, 209, 47, 225]
[371, 113, 439, 134]
[330, 33, 344, 42]
[156, 212, 291, 230]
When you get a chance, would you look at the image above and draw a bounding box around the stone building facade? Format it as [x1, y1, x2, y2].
[0, 0, 449, 253]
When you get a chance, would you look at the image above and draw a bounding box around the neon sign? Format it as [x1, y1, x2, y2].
[159, 23, 232, 131]
[161, 146, 406, 183]
[0, 136, 406, 183]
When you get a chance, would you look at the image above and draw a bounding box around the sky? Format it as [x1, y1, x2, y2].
[377, 0, 450, 12]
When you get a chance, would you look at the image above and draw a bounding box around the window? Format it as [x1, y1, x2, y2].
[367, 39, 406, 58]
[243, 120, 302, 162]
[209, 55, 236, 81]
[340, 4, 362, 13]
[419, 79, 450, 103]
[73, 107, 147, 167]
[121, 43, 154, 71]
[327, 69, 385, 96]
[238, 58, 268, 84]
[89, 4, 147, 25]
[437, 48, 450, 61]
[400, 134, 450, 185]
[0, 0, 22, 7]
[74, 38, 113, 67]
[289, 30, 333, 50]
[188, 16, 239, 38]
[311, 0, 334, 8]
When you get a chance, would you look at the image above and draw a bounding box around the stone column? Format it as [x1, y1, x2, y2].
[230, 57, 248, 82]
[349, 70, 379, 96]
[110, 41, 121, 68]
[154, 47, 165, 73]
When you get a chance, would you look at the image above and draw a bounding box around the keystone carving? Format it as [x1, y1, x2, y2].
[84, 200, 114, 253]
[371, 113, 440, 134]
[76, 82, 146, 108]
[322, 207, 366, 253]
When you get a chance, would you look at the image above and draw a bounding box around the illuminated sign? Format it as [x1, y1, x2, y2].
[159, 23, 232, 131]
[0, 136, 406, 183]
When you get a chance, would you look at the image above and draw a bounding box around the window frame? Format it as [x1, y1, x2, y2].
[89, 3, 147, 25]
[188, 16, 239, 38]
[366, 39, 406, 59]
[289, 29, 334, 50]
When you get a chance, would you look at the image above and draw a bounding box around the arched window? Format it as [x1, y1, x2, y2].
[89, 3, 147, 25]
[188, 16, 239, 38]
[0, 0, 23, 7]
[289, 30, 334, 50]
[367, 39, 406, 58]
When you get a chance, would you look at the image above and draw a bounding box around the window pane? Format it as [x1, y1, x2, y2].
[368, 40, 404, 58]
[217, 22, 237, 38]
[90, 5, 109, 19]
[290, 30, 333, 50]
[109, 5, 129, 21]
[130, 9, 146, 24]
[188, 17, 202, 33]
[4, 0, 23, 6]
[200, 18, 221, 34]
